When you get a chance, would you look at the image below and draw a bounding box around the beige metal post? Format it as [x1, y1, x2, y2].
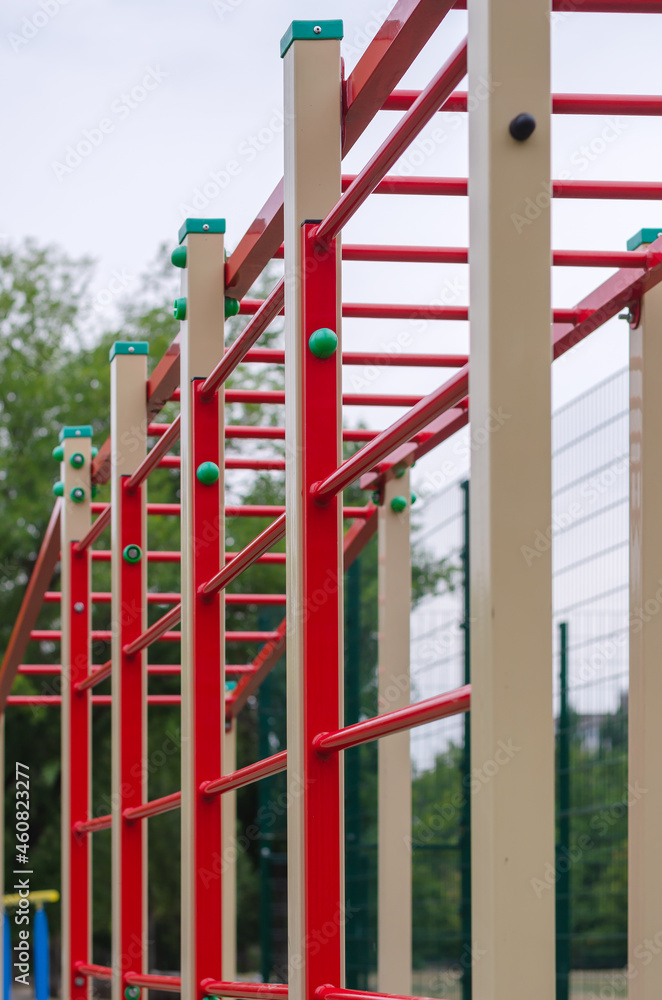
[377, 473, 412, 994]
[60, 427, 92, 1000]
[468, 0, 555, 997]
[282, 21, 343, 1000]
[110, 346, 148, 1000]
[629, 242, 662, 1000]
[222, 720, 237, 981]
[179, 219, 226, 1000]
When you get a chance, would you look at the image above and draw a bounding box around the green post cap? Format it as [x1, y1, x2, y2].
[411, 492, 417, 505]
[308, 328, 338, 359]
[390, 495, 408, 513]
[371, 491, 382, 506]
[178, 218, 226, 243]
[173, 298, 187, 321]
[394, 465, 407, 479]
[70, 452, 85, 469]
[280, 20, 344, 57]
[124, 987, 141, 1000]
[171, 246, 187, 269]
[109, 342, 149, 361]
[52, 444, 64, 462]
[59, 425, 92, 442]
[225, 297, 240, 319]
[70, 487, 86, 504]
[627, 228, 662, 251]
[196, 461, 220, 485]
[123, 544, 142, 564]
[53, 481, 64, 497]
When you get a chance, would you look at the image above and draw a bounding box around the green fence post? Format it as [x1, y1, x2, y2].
[556, 621, 571, 1000]
[460, 480, 472, 1000]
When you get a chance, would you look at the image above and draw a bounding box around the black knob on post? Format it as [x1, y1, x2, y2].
[509, 113, 536, 141]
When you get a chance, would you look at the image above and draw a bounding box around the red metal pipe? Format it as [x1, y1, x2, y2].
[73, 815, 112, 834]
[76, 659, 112, 692]
[74, 962, 113, 981]
[125, 973, 182, 993]
[224, 389, 441, 406]
[200, 750, 287, 797]
[315, 39, 468, 244]
[312, 365, 469, 502]
[340, 173, 662, 201]
[200, 981, 287, 1000]
[149, 423, 404, 444]
[243, 347, 469, 367]
[313, 684, 471, 753]
[124, 790, 182, 821]
[90, 551, 287, 565]
[74, 504, 111, 553]
[18, 664, 62, 674]
[316, 989, 438, 1000]
[200, 514, 286, 599]
[201, 278, 285, 398]
[383, 90, 662, 117]
[158, 454, 288, 472]
[239, 300, 591, 324]
[8, 695, 182, 706]
[123, 603, 182, 658]
[126, 414, 181, 492]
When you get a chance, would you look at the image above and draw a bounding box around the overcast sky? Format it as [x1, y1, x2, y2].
[2, 0, 660, 443]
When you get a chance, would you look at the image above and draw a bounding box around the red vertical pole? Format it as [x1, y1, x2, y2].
[299, 224, 343, 994]
[68, 542, 91, 1000]
[191, 379, 224, 992]
[119, 479, 146, 992]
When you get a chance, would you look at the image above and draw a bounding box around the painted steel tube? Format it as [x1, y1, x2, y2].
[123, 603, 182, 657]
[384, 90, 662, 116]
[315, 39, 468, 243]
[124, 791, 182, 821]
[313, 684, 471, 753]
[73, 816, 112, 834]
[200, 979, 288, 999]
[312, 365, 469, 502]
[125, 973, 182, 992]
[74, 504, 111, 553]
[74, 963, 113, 981]
[200, 514, 286, 599]
[125, 414, 181, 491]
[200, 750, 287, 796]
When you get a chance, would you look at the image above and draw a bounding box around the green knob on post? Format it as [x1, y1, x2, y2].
[196, 462, 220, 485]
[91, 485, 98, 498]
[225, 297, 240, 319]
[53, 481, 64, 497]
[308, 327, 338, 359]
[173, 297, 187, 321]
[125, 987, 141, 1000]
[394, 465, 406, 479]
[390, 495, 407, 513]
[123, 544, 142, 564]
[70, 487, 85, 504]
[52, 445, 64, 462]
[171, 246, 187, 269]
[411, 492, 417, 505]
[91, 446, 99, 458]
[70, 452, 85, 469]
[371, 491, 382, 507]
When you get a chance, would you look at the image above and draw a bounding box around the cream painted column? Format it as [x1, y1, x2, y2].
[468, 0, 554, 998]
[60, 425, 93, 1000]
[110, 346, 148, 1000]
[222, 720, 237, 982]
[282, 20, 343, 1000]
[629, 233, 662, 1000]
[377, 473, 412, 994]
[179, 219, 226, 1000]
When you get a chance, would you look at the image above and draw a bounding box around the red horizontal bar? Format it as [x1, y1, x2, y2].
[200, 750, 287, 797]
[316, 39, 468, 243]
[224, 389, 438, 406]
[384, 90, 662, 117]
[125, 972, 182, 993]
[341, 173, 662, 201]
[126, 413, 181, 491]
[245, 346, 469, 368]
[200, 981, 287, 1000]
[29, 629, 277, 644]
[312, 366, 469, 502]
[124, 790, 182, 821]
[313, 684, 471, 753]
[200, 514, 286, 599]
[74, 963, 113, 981]
[149, 423, 401, 444]
[202, 278, 285, 398]
[10, 695, 182, 706]
[89, 551, 287, 565]
[316, 987, 439, 1000]
[159, 454, 288, 472]
[75, 504, 111, 553]
[239, 300, 591, 324]
[18, 665, 62, 675]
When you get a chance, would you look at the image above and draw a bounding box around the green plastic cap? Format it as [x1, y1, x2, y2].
[109, 342, 149, 362]
[627, 228, 662, 251]
[123, 544, 142, 564]
[394, 465, 407, 479]
[52, 444, 64, 462]
[411, 492, 417, 505]
[225, 297, 240, 319]
[390, 495, 407, 513]
[371, 491, 382, 507]
[308, 327, 338, 359]
[70, 452, 85, 469]
[53, 481, 64, 497]
[59, 425, 92, 442]
[280, 20, 344, 57]
[171, 246, 187, 269]
[196, 461, 221, 485]
[173, 297, 187, 321]
[124, 987, 141, 1000]
[70, 486, 86, 504]
[178, 218, 226, 243]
